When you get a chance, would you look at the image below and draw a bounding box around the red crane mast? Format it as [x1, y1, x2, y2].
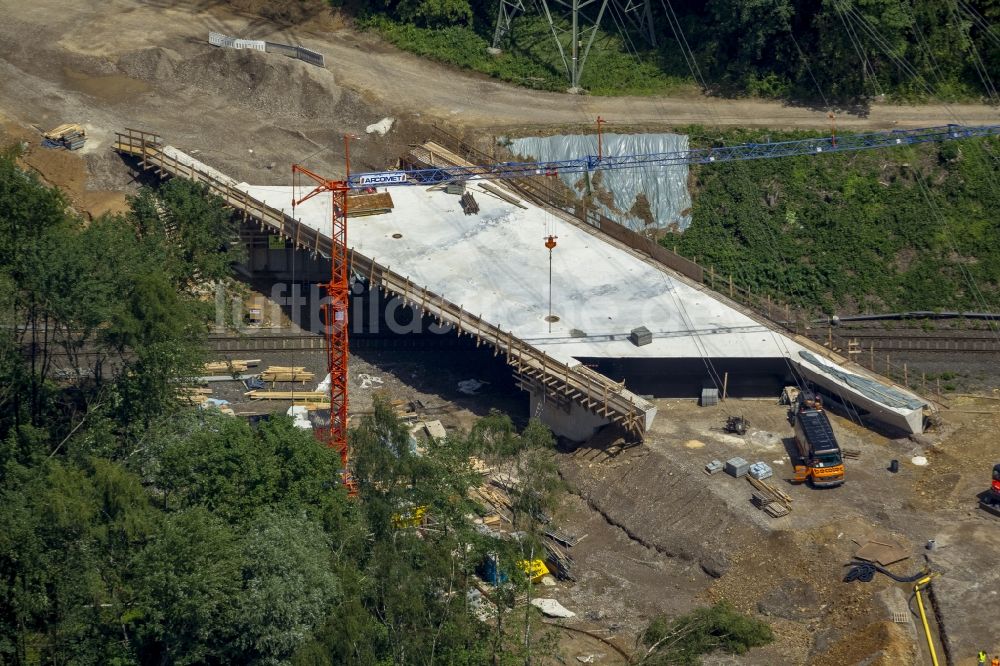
[291, 137, 354, 488]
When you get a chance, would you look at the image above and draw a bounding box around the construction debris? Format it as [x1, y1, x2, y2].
[200, 398, 235, 416]
[724, 415, 750, 435]
[365, 117, 394, 136]
[531, 598, 575, 618]
[854, 539, 910, 566]
[418, 419, 447, 440]
[544, 527, 582, 548]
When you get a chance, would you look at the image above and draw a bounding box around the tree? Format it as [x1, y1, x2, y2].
[131, 508, 244, 665]
[233, 510, 340, 664]
[638, 601, 774, 665]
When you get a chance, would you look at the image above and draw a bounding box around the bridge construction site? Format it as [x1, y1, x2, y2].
[4, 2, 1000, 661]
[107, 122, 1000, 663]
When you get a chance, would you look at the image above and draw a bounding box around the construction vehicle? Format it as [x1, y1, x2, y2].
[791, 390, 845, 487]
[979, 463, 1000, 516]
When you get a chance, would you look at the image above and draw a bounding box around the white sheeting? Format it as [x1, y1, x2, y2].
[508, 132, 692, 232]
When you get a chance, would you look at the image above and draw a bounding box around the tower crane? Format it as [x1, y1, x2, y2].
[293, 122, 1000, 490]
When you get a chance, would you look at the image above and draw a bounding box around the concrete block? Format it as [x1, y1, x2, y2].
[705, 459, 724, 475]
[748, 462, 773, 480]
[725, 456, 749, 478]
[629, 326, 652, 346]
[700, 388, 719, 407]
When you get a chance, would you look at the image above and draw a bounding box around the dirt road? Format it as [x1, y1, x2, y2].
[288, 27, 1000, 131]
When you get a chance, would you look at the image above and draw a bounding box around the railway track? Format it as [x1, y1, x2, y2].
[32, 329, 1000, 357]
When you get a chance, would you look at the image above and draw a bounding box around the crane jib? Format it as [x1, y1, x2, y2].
[345, 124, 1000, 189]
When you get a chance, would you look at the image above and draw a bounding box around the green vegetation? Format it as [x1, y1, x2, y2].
[0, 152, 567, 663]
[665, 128, 1000, 314]
[637, 601, 774, 665]
[353, 0, 1000, 100]
[363, 14, 689, 95]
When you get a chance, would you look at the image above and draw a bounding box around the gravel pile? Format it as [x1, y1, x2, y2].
[117, 46, 342, 119]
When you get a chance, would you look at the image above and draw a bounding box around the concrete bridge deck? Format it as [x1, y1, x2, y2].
[114, 128, 930, 437]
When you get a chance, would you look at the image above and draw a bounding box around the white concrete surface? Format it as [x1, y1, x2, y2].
[236, 181, 928, 433]
[242, 184, 802, 361]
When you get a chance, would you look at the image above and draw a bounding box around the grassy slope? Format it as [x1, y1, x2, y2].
[666, 129, 1000, 315]
[364, 15, 693, 95]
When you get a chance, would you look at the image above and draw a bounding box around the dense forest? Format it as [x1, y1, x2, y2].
[344, 0, 1000, 99]
[0, 149, 773, 664]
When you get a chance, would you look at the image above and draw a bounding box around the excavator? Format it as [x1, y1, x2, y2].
[979, 463, 1000, 517]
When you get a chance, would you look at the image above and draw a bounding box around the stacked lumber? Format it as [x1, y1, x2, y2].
[177, 387, 212, 405]
[482, 514, 503, 528]
[471, 484, 513, 519]
[244, 390, 329, 402]
[259, 366, 315, 383]
[842, 448, 861, 459]
[203, 359, 260, 374]
[747, 475, 792, 518]
[43, 123, 86, 150]
[347, 191, 394, 216]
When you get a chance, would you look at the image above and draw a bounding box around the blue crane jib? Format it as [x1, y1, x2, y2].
[346, 123, 1000, 190]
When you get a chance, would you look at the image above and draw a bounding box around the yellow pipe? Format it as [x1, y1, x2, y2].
[914, 575, 940, 666]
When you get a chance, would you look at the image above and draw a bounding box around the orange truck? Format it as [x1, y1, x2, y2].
[791, 391, 845, 488]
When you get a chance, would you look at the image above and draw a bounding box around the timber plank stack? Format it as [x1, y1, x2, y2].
[747, 475, 792, 518]
[347, 191, 394, 216]
[259, 366, 315, 383]
[244, 390, 329, 402]
[203, 359, 260, 374]
[177, 387, 212, 405]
